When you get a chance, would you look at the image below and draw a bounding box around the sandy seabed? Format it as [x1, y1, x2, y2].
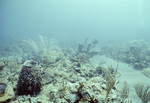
[91, 55, 150, 103]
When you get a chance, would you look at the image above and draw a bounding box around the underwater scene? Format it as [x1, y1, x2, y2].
[0, 0, 150, 103]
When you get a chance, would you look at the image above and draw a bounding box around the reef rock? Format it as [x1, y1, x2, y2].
[0, 62, 5, 70]
[141, 68, 150, 79]
[0, 83, 14, 102]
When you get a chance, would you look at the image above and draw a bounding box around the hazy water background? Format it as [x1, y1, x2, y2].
[0, 1, 150, 102]
[0, 0, 150, 43]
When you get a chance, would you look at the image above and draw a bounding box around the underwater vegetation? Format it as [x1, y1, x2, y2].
[134, 82, 150, 103]
[99, 39, 150, 70]
[103, 65, 121, 100]
[119, 81, 130, 103]
[76, 38, 99, 59]
[23, 35, 51, 62]
[0, 35, 149, 102]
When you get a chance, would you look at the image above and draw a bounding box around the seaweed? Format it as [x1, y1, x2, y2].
[119, 81, 129, 103]
[23, 35, 50, 60]
[76, 38, 98, 59]
[125, 99, 132, 103]
[134, 82, 150, 103]
[103, 65, 121, 100]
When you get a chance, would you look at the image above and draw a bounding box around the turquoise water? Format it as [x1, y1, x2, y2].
[1, 0, 150, 42]
[0, 1, 150, 103]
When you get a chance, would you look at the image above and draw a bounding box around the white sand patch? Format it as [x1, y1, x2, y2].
[90, 55, 150, 103]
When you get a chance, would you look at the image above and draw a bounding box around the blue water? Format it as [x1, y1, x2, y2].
[0, 0, 150, 42]
[1, 1, 150, 102]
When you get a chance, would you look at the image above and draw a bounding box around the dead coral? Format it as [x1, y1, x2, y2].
[76, 82, 98, 103]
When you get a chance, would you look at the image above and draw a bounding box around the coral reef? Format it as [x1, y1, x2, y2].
[99, 40, 150, 70]
[1, 36, 150, 102]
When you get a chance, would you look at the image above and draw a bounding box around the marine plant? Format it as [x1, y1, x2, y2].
[103, 65, 121, 100]
[134, 82, 150, 103]
[119, 81, 129, 103]
[99, 40, 150, 70]
[23, 35, 50, 59]
[76, 38, 98, 59]
[24, 35, 49, 51]
[125, 99, 132, 103]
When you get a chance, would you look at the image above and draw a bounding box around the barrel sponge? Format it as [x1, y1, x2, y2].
[17, 60, 42, 96]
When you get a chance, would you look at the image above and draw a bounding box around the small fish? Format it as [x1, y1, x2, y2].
[36, 59, 40, 63]
[28, 58, 32, 60]
[36, 59, 41, 65]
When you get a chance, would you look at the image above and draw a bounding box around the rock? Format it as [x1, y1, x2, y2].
[102, 84, 107, 89]
[0, 83, 14, 102]
[23, 60, 39, 67]
[0, 62, 5, 70]
[64, 93, 77, 102]
[141, 68, 150, 78]
[42, 69, 54, 85]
